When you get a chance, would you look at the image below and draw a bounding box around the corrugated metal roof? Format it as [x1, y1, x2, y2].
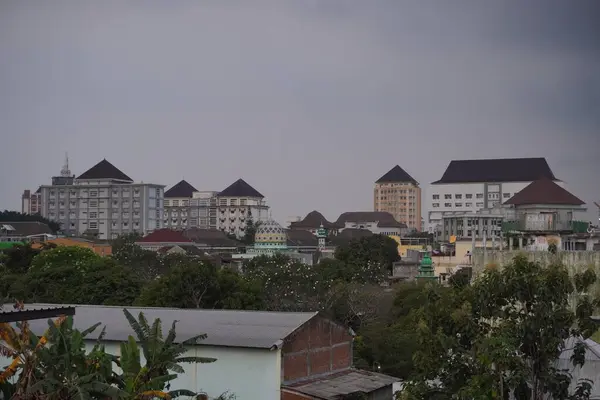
[285, 369, 399, 399]
[22, 304, 317, 349]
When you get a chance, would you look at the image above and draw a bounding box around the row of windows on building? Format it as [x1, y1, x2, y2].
[48, 199, 146, 208]
[49, 188, 159, 198]
[432, 202, 487, 208]
[164, 198, 260, 207]
[432, 192, 513, 200]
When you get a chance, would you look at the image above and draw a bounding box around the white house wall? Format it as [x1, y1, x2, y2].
[1, 341, 281, 400]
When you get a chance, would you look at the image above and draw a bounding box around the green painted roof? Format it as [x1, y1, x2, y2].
[0, 241, 25, 249]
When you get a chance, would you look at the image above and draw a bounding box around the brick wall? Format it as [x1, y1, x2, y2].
[281, 315, 353, 384]
[280, 389, 313, 400]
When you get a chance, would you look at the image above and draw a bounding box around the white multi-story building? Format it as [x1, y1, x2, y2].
[163, 180, 218, 230]
[426, 157, 563, 233]
[39, 159, 164, 240]
[216, 178, 269, 238]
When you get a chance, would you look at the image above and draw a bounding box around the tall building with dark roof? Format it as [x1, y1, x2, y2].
[163, 180, 219, 230]
[427, 157, 562, 232]
[374, 165, 422, 231]
[217, 178, 269, 238]
[38, 158, 165, 240]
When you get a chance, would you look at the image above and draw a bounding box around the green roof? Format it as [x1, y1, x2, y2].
[0, 241, 25, 249]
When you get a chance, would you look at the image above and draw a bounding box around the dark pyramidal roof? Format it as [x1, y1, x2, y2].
[432, 157, 557, 184]
[290, 211, 340, 229]
[77, 159, 133, 182]
[505, 178, 584, 206]
[376, 165, 418, 185]
[219, 179, 264, 198]
[164, 180, 198, 198]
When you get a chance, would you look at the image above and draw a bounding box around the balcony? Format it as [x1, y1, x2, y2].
[502, 218, 589, 233]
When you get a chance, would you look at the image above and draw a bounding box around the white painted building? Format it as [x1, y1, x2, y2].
[427, 157, 563, 233]
[216, 179, 269, 238]
[39, 159, 164, 240]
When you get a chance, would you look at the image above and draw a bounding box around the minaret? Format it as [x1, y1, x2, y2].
[416, 251, 437, 282]
[317, 223, 327, 249]
[60, 152, 71, 177]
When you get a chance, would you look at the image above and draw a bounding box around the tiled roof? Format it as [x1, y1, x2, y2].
[0, 221, 53, 237]
[218, 179, 264, 198]
[284, 368, 399, 398]
[289, 211, 340, 230]
[137, 229, 193, 243]
[432, 157, 557, 184]
[183, 228, 242, 247]
[286, 229, 318, 247]
[77, 159, 133, 182]
[23, 303, 318, 349]
[164, 180, 198, 198]
[335, 212, 407, 228]
[328, 228, 373, 246]
[504, 178, 585, 206]
[376, 165, 418, 185]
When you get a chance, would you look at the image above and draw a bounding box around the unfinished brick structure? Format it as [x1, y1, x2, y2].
[281, 314, 353, 383]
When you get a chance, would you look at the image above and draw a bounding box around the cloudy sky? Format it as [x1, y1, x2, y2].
[1, 0, 599, 224]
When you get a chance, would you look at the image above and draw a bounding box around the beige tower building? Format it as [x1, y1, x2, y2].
[374, 165, 422, 232]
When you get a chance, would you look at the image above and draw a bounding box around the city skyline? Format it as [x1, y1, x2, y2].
[1, 1, 599, 224]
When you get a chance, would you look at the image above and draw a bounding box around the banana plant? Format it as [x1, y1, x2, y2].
[116, 309, 217, 399]
[26, 316, 123, 399]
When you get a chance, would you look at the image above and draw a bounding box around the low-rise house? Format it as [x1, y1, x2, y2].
[335, 212, 408, 237]
[135, 228, 195, 251]
[289, 211, 341, 235]
[0, 221, 54, 242]
[502, 178, 589, 251]
[9, 304, 399, 400]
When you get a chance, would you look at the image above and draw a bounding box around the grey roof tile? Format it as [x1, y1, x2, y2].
[22, 304, 317, 349]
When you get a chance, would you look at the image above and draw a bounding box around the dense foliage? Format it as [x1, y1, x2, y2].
[0, 305, 224, 399]
[2, 232, 600, 399]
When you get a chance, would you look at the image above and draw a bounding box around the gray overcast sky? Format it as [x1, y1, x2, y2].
[1, 1, 599, 224]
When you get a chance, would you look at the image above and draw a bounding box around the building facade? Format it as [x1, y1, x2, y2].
[440, 208, 505, 241]
[163, 180, 218, 230]
[427, 157, 563, 233]
[374, 165, 422, 231]
[216, 178, 269, 238]
[335, 211, 408, 237]
[21, 188, 41, 214]
[39, 159, 164, 240]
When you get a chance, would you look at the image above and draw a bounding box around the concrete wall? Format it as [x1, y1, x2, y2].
[472, 250, 600, 277]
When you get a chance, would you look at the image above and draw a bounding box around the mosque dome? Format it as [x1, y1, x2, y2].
[254, 219, 288, 245]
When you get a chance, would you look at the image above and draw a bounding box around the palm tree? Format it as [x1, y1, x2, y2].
[118, 309, 217, 399]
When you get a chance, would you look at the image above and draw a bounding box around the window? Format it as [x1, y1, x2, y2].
[455, 194, 462, 199]
[90, 212, 98, 218]
[476, 193, 483, 199]
[90, 200, 98, 207]
[432, 194, 440, 200]
[164, 200, 170, 206]
[444, 194, 452, 199]
[444, 203, 452, 207]
[173, 200, 179, 206]
[465, 194, 473, 199]
[90, 191, 98, 197]
[476, 202, 484, 207]
[503, 193, 511, 198]
[182, 200, 189, 206]
[432, 203, 440, 208]
[465, 202, 472, 207]
[219, 199, 227, 206]
[89, 222, 98, 229]
[240, 199, 247, 206]
[455, 203, 462, 207]
[488, 193, 499, 200]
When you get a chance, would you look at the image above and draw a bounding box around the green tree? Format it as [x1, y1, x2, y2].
[240, 213, 260, 245]
[19, 258, 142, 305]
[30, 246, 101, 272]
[403, 256, 599, 399]
[334, 235, 400, 283]
[0, 243, 41, 274]
[111, 237, 166, 281]
[243, 254, 320, 311]
[119, 309, 217, 399]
